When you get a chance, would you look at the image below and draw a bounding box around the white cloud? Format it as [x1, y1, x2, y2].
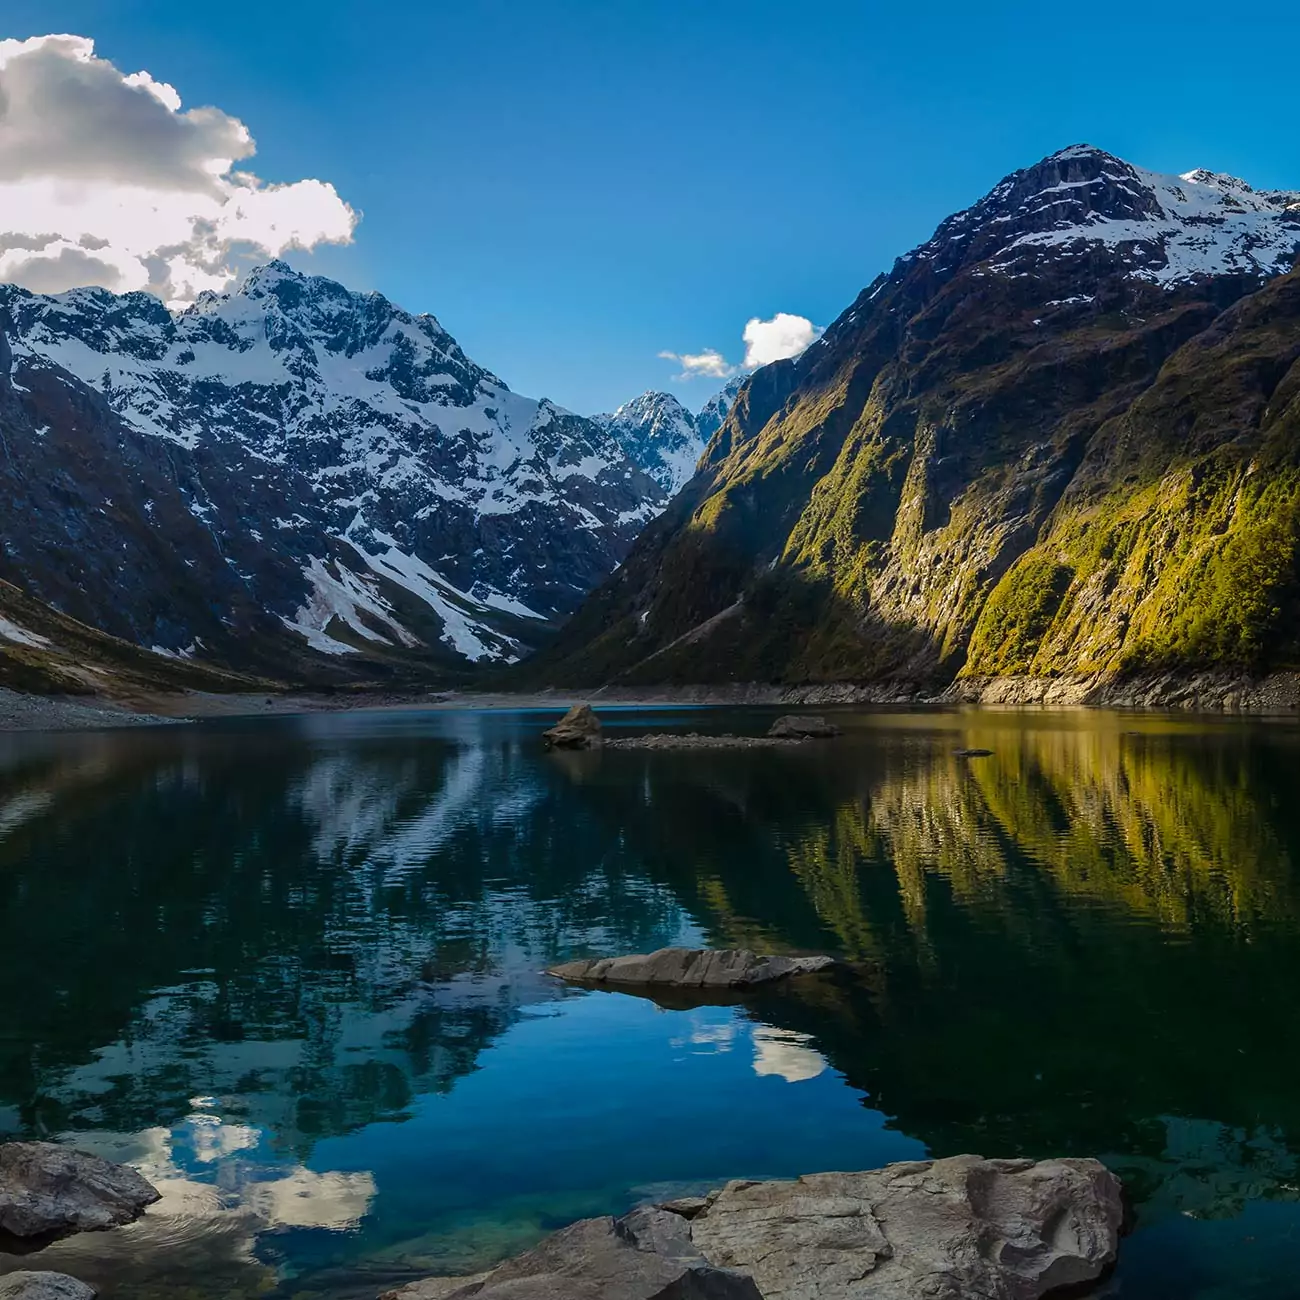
[660, 312, 821, 382]
[0, 34, 357, 304]
[657, 347, 737, 380]
[742, 312, 822, 367]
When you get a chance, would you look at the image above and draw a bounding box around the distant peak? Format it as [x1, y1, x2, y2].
[610, 390, 691, 421]
[241, 259, 298, 289]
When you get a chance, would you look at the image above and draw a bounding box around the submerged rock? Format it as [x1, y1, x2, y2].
[542, 704, 604, 750]
[382, 1208, 760, 1299]
[0, 1142, 160, 1242]
[546, 947, 835, 989]
[386, 1155, 1122, 1300]
[0, 1275, 96, 1300]
[691, 1155, 1123, 1299]
[767, 715, 841, 739]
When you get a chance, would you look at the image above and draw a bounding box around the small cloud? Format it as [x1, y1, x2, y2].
[742, 313, 822, 367]
[657, 348, 737, 380]
[660, 312, 821, 382]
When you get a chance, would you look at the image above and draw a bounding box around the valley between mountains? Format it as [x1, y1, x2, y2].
[4, 144, 1300, 706]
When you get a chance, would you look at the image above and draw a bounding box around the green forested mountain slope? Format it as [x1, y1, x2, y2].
[534, 146, 1300, 690]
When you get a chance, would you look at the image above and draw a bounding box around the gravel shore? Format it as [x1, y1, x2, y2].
[0, 688, 178, 733]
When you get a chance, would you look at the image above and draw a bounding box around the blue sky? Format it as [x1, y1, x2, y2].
[5, 0, 1300, 414]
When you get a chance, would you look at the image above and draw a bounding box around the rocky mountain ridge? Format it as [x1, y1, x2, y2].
[535, 145, 1300, 693]
[0, 263, 668, 681]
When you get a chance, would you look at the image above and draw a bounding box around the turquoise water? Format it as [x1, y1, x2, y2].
[0, 705, 1298, 1297]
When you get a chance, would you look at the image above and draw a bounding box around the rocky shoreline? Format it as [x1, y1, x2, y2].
[384, 1155, 1124, 1300]
[0, 1098, 1124, 1299]
[0, 689, 179, 734]
[3, 665, 1299, 736]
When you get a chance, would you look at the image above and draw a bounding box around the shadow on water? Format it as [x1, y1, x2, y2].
[0, 706, 1298, 1297]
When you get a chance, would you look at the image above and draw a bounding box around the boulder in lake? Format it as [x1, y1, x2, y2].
[542, 704, 604, 750]
[767, 715, 841, 739]
[546, 947, 835, 989]
[690, 1154, 1123, 1299]
[381, 1207, 760, 1299]
[0, 1142, 160, 1242]
[0, 1275, 96, 1300]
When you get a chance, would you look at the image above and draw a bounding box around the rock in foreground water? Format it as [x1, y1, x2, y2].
[767, 715, 841, 739]
[383, 1208, 760, 1299]
[691, 1155, 1123, 1299]
[542, 704, 604, 750]
[0, 1275, 96, 1300]
[546, 947, 835, 989]
[385, 1155, 1122, 1299]
[0, 1142, 160, 1241]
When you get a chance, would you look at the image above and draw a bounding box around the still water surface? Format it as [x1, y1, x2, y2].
[0, 705, 1298, 1297]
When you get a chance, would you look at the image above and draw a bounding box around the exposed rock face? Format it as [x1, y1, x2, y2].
[0, 262, 667, 678]
[546, 948, 835, 988]
[690, 1156, 1123, 1300]
[766, 716, 841, 739]
[542, 703, 604, 749]
[535, 146, 1300, 694]
[0, 1142, 160, 1241]
[0, 1275, 96, 1300]
[386, 1156, 1122, 1300]
[382, 1208, 761, 1299]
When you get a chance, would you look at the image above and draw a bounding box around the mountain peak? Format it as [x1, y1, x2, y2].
[597, 390, 704, 495]
[909, 145, 1300, 288]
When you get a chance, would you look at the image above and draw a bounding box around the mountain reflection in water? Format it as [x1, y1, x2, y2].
[0, 706, 1297, 1299]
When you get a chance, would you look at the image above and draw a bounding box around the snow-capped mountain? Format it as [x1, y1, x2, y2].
[596, 377, 745, 494]
[908, 144, 1300, 286]
[0, 262, 666, 672]
[595, 391, 702, 493]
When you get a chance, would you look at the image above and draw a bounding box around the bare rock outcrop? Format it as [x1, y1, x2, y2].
[542, 704, 604, 750]
[546, 948, 835, 989]
[381, 1207, 760, 1299]
[0, 1142, 160, 1242]
[385, 1155, 1122, 1300]
[0, 1275, 96, 1300]
[766, 716, 841, 739]
[690, 1155, 1122, 1299]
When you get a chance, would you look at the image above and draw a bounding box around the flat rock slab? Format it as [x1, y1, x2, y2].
[0, 1142, 160, 1242]
[607, 734, 807, 751]
[690, 1155, 1123, 1300]
[382, 1209, 760, 1299]
[0, 1274, 96, 1300]
[546, 948, 835, 989]
[388, 1156, 1122, 1300]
